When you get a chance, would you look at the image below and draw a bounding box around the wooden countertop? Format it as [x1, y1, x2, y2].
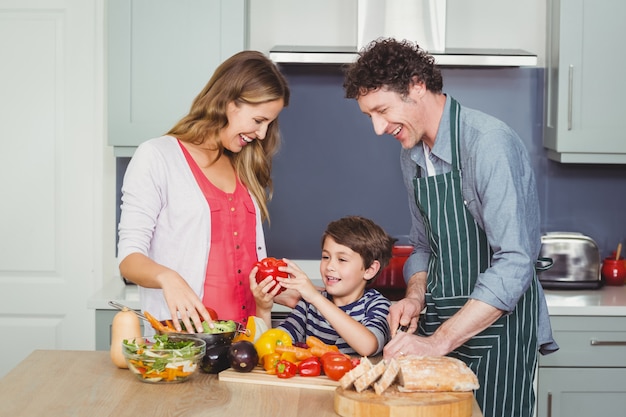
[0, 350, 483, 417]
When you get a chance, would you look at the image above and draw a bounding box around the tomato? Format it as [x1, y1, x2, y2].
[254, 257, 288, 294]
[350, 357, 361, 368]
[204, 306, 219, 321]
[321, 352, 353, 381]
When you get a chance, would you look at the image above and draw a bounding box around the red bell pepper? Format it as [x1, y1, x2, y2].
[254, 257, 289, 294]
[276, 360, 297, 379]
[298, 356, 321, 377]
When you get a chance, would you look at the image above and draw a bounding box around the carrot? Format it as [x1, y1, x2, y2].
[306, 336, 339, 351]
[309, 346, 338, 358]
[275, 345, 313, 361]
[143, 311, 176, 333]
[305, 336, 353, 360]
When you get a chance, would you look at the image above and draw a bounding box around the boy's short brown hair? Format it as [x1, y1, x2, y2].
[321, 216, 396, 282]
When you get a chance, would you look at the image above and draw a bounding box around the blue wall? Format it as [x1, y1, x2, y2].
[263, 65, 626, 259]
[116, 65, 626, 260]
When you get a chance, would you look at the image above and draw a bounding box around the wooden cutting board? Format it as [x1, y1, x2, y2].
[220, 368, 480, 417]
[334, 386, 476, 417]
[219, 367, 340, 391]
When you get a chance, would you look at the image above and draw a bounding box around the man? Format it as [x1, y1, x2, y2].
[343, 38, 558, 417]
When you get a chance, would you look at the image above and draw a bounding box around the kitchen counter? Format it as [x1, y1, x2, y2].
[0, 350, 482, 417]
[88, 278, 142, 310]
[90, 278, 626, 317]
[544, 285, 626, 316]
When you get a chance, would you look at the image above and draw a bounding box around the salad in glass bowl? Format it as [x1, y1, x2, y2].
[122, 334, 206, 383]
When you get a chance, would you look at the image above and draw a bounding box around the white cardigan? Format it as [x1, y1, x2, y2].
[117, 136, 267, 321]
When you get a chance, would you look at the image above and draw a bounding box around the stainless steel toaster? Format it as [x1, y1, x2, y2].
[537, 232, 602, 289]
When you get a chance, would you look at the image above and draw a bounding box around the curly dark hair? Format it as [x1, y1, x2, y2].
[343, 38, 443, 99]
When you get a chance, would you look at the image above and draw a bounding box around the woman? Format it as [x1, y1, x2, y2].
[117, 51, 291, 334]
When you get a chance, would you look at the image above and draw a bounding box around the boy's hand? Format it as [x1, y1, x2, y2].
[276, 259, 320, 302]
[249, 265, 282, 312]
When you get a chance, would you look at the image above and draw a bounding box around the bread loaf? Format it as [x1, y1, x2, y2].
[373, 357, 399, 395]
[339, 357, 372, 389]
[396, 355, 479, 392]
[353, 359, 387, 393]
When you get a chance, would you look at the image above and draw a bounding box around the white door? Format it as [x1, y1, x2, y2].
[0, 0, 106, 377]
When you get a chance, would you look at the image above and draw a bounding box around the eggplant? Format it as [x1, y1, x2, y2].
[200, 343, 231, 374]
[227, 341, 258, 373]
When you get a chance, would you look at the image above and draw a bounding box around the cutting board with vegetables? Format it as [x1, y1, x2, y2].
[334, 386, 477, 417]
[219, 368, 340, 391]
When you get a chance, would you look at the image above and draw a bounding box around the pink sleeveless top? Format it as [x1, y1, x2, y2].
[179, 141, 257, 323]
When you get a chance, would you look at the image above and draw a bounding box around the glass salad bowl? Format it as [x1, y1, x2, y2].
[122, 334, 206, 383]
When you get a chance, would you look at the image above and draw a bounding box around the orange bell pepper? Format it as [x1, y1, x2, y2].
[262, 353, 281, 375]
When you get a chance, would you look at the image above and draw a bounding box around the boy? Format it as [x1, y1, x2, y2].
[250, 216, 395, 356]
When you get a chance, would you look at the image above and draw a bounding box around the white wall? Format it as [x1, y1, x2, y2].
[248, 0, 357, 51]
[249, 0, 546, 65]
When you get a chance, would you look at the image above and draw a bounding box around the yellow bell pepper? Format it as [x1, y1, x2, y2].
[253, 328, 293, 364]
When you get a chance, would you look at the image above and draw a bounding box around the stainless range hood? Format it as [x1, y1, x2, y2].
[269, 0, 537, 67]
[269, 45, 538, 67]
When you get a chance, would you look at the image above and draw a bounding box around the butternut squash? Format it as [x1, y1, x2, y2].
[110, 307, 142, 368]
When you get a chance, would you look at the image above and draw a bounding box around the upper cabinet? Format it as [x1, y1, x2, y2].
[107, 0, 247, 156]
[544, 0, 626, 163]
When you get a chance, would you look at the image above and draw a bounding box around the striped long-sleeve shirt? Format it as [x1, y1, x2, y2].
[277, 288, 391, 356]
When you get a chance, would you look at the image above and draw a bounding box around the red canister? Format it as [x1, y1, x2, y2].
[601, 258, 626, 286]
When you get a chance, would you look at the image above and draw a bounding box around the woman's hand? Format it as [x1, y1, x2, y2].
[119, 253, 213, 333]
[158, 269, 214, 333]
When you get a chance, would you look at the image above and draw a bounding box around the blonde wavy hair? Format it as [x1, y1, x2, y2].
[167, 51, 290, 222]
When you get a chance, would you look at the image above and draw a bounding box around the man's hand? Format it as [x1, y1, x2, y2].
[387, 297, 421, 337]
[383, 332, 445, 358]
[388, 271, 427, 336]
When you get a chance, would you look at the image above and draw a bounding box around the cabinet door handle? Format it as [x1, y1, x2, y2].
[567, 65, 573, 130]
[547, 392, 552, 417]
[590, 339, 626, 346]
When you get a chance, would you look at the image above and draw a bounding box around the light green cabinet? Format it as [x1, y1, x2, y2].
[107, 0, 247, 156]
[536, 316, 626, 417]
[543, 0, 626, 163]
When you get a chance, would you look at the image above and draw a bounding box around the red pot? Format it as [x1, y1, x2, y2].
[373, 245, 413, 300]
[601, 258, 626, 286]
